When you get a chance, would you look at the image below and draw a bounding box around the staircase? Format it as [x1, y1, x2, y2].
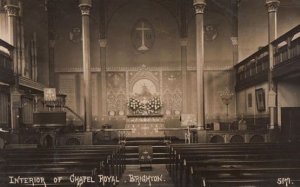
[124, 137, 170, 165]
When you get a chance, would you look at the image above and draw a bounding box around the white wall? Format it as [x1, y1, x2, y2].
[277, 80, 300, 126]
[238, 0, 300, 61]
[236, 82, 269, 118]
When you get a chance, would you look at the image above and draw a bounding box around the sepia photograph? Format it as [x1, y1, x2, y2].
[0, 0, 300, 186]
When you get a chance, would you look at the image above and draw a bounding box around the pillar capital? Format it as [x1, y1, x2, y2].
[4, 4, 19, 17]
[193, 0, 206, 14]
[79, 0, 92, 16]
[266, 0, 280, 13]
[99, 39, 107, 48]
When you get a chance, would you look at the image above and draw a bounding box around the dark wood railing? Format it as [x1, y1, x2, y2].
[273, 25, 300, 66]
[235, 46, 269, 91]
[235, 25, 300, 90]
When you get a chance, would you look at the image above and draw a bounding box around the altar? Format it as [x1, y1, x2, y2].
[125, 115, 165, 137]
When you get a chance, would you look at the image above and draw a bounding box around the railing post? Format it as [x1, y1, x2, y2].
[287, 37, 292, 59]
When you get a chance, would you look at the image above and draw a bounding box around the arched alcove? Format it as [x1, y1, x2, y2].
[230, 135, 244, 143]
[210, 135, 225, 143]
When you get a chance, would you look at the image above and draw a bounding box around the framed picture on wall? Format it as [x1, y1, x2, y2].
[255, 88, 266, 112]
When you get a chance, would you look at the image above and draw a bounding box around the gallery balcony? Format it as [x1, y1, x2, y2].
[273, 25, 300, 80]
[235, 45, 269, 91]
[235, 25, 300, 90]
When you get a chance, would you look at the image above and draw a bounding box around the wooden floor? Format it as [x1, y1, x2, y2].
[119, 164, 175, 187]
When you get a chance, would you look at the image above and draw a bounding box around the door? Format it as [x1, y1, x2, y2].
[281, 107, 300, 142]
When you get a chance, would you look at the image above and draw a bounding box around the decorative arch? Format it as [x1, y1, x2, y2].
[210, 135, 225, 143]
[230, 135, 244, 143]
[41, 134, 54, 148]
[128, 68, 160, 96]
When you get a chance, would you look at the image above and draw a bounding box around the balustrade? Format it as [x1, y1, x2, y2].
[235, 25, 300, 90]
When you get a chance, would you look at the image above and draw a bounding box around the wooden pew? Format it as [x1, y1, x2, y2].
[0, 145, 124, 187]
[169, 143, 300, 187]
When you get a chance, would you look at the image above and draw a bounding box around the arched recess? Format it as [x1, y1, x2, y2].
[41, 134, 54, 148]
[128, 70, 160, 96]
[230, 135, 244, 143]
[106, 0, 181, 68]
[210, 135, 225, 143]
[249, 135, 265, 143]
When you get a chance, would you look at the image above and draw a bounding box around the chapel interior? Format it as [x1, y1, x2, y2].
[1, 0, 300, 186]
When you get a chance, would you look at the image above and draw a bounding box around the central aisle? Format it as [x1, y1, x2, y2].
[118, 164, 175, 187]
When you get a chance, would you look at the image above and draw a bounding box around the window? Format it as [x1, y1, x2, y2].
[247, 93, 252, 108]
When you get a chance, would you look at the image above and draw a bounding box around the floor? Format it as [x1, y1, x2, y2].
[118, 164, 175, 187]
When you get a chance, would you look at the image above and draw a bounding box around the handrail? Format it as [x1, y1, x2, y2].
[235, 24, 300, 90]
[62, 106, 84, 123]
[0, 39, 14, 51]
[272, 25, 300, 45]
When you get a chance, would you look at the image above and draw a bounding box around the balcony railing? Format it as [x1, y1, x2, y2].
[235, 45, 269, 91]
[235, 25, 300, 90]
[273, 25, 300, 66]
[272, 25, 300, 79]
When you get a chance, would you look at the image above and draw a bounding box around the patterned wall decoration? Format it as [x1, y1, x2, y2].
[106, 72, 126, 115]
[162, 71, 182, 114]
[127, 67, 161, 115]
[128, 66, 160, 95]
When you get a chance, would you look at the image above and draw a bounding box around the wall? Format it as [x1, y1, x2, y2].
[53, 0, 236, 127]
[23, 0, 49, 85]
[277, 79, 300, 126]
[238, 0, 300, 61]
[54, 0, 100, 70]
[107, 0, 180, 67]
[236, 82, 269, 119]
[187, 6, 233, 67]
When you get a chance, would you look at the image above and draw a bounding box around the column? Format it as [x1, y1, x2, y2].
[48, 0, 56, 87]
[18, 1, 25, 77]
[231, 0, 239, 65]
[79, 0, 92, 131]
[5, 0, 19, 74]
[180, 38, 188, 113]
[193, 0, 206, 129]
[266, 0, 280, 129]
[48, 40, 55, 87]
[5, 0, 21, 133]
[99, 39, 107, 116]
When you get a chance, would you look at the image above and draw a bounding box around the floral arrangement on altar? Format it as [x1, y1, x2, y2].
[128, 96, 162, 115]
